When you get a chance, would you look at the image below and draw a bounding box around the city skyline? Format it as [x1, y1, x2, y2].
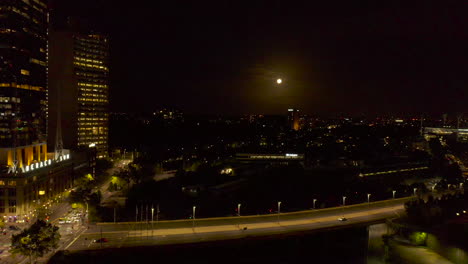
[50, 1, 468, 115]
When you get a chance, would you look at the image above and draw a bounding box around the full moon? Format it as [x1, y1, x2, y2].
[276, 78, 282, 84]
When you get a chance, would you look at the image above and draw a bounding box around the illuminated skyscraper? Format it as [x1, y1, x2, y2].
[48, 30, 109, 158]
[287, 108, 300, 131]
[0, 0, 49, 173]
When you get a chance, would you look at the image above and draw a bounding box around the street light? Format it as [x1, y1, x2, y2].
[151, 205, 154, 238]
[237, 203, 241, 217]
[313, 199, 317, 209]
[85, 201, 89, 228]
[342, 196, 346, 206]
[156, 204, 159, 223]
[367, 193, 371, 204]
[413, 188, 417, 196]
[392, 190, 396, 199]
[277, 201, 281, 223]
[276, 78, 282, 84]
[192, 206, 196, 228]
[135, 205, 138, 222]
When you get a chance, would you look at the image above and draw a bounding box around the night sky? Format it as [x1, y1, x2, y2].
[51, 1, 468, 116]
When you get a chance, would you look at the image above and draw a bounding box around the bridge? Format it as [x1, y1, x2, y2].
[63, 197, 412, 251]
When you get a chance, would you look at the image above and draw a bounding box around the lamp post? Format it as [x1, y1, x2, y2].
[85, 201, 89, 228]
[277, 201, 281, 223]
[413, 188, 417, 196]
[151, 205, 154, 238]
[367, 193, 371, 204]
[392, 190, 396, 199]
[192, 206, 196, 228]
[237, 203, 241, 217]
[156, 204, 159, 223]
[313, 199, 317, 209]
[342, 196, 346, 206]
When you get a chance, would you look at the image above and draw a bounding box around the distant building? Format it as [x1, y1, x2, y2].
[48, 29, 110, 158]
[423, 127, 468, 142]
[287, 108, 300, 131]
[152, 108, 184, 122]
[236, 153, 304, 165]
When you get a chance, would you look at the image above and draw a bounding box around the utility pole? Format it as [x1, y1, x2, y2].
[146, 204, 149, 239]
[156, 204, 159, 223]
[420, 114, 424, 137]
[100, 227, 103, 248]
[140, 204, 143, 237]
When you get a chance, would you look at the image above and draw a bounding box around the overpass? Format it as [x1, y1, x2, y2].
[63, 197, 412, 251]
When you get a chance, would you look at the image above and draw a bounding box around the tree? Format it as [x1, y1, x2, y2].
[10, 220, 61, 263]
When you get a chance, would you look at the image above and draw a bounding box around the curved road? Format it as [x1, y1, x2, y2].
[64, 197, 411, 251]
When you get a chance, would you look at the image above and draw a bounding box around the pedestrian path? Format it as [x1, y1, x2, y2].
[391, 240, 454, 264]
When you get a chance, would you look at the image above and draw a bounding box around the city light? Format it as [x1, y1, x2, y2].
[277, 78, 282, 84]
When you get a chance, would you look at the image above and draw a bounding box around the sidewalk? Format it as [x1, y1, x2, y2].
[390, 239, 454, 264]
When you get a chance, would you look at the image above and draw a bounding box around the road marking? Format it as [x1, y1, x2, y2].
[64, 227, 87, 250]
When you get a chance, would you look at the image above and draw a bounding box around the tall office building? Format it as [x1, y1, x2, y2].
[287, 108, 300, 131]
[48, 29, 109, 158]
[0, 0, 65, 220]
[0, 0, 49, 173]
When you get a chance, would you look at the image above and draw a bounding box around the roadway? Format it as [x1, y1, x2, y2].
[100, 159, 132, 205]
[0, 159, 130, 264]
[64, 197, 411, 251]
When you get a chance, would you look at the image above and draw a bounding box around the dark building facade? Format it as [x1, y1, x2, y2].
[0, 0, 49, 172]
[48, 30, 109, 158]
